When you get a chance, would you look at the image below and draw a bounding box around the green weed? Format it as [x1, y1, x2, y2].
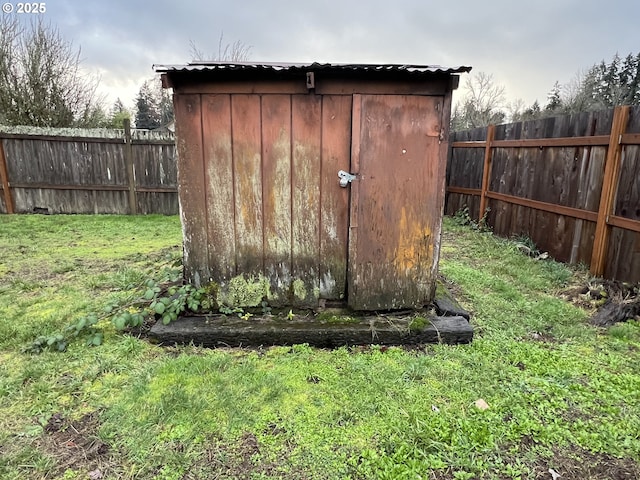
[0, 214, 638, 478]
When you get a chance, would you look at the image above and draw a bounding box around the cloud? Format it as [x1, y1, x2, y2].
[29, 0, 640, 108]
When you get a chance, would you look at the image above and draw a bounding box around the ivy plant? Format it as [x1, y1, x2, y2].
[24, 269, 214, 353]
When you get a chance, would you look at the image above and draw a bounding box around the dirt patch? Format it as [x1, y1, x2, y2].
[184, 431, 309, 479]
[429, 442, 640, 479]
[37, 411, 113, 479]
[531, 444, 640, 480]
[561, 279, 640, 327]
[527, 331, 558, 343]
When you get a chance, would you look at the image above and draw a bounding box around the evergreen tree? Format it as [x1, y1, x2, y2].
[109, 98, 131, 129]
[545, 82, 562, 111]
[619, 54, 635, 94]
[524, 100, 541, 120]
[628, 53, 640, 104]
[134, 78, 172, 129]
[157, 88, 174, 126]
[560, 51, 640, 113]
[135, 80, 160, 129]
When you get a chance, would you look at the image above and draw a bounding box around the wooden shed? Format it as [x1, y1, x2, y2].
[156, 62, 470, 311]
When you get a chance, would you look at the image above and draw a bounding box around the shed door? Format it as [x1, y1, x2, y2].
[347, 94, 444, 310]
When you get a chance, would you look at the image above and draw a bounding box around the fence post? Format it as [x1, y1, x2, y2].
[590, 105, 629, 277]
[478, 124, 495, 222]
[0, 139, 15, 214]
[123, 119, 137, 215]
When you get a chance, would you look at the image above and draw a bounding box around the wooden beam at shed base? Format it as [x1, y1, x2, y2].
[148, 314, 473, 348]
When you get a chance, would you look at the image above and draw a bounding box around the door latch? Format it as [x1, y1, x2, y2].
[338, 170, 356, 187]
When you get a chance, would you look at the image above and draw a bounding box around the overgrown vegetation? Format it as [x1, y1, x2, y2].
[451, 205, 491, 232]
[1, 214, 639, 479]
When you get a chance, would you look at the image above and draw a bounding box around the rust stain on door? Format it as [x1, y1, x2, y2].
[348, 94, 444, 310]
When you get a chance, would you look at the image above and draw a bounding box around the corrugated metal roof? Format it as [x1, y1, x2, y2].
[154, 62, 471, 75]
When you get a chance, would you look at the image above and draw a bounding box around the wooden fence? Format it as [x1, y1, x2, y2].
[446, 105, 640, 283]
[0, 121, 178, 215]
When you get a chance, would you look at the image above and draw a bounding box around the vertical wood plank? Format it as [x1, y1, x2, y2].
[291, 95, 322, 306]
[431, 91, 453, 296]
[591, 105, 630, 276]
[614, 144, 640, 220]
[348, 94, 362, 304]
[319, 95, 352, 300]
[231, 95, 264, 276]
[478, 124, 495, 222]
[123, 119, 137, 214]
[0, 139, 14, 214]
[261, 95, 292, 302]
[604, 226, 640, 282]
[202, 94, 236, 283]
[174, 94, 209, 285]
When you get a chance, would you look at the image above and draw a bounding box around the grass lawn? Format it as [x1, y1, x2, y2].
[0, 214, 639, 479]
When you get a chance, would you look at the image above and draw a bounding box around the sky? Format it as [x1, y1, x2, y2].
[4, 0, 640, 111]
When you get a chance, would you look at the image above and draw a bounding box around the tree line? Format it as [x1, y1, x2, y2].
[0, 19, 250, 130]
[2, 18, 637, 132]
[452, 52, 640, 131]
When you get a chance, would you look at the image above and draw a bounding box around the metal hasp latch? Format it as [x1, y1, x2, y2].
[338, 170, 356, 187]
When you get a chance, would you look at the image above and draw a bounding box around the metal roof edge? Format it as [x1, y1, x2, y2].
[153, 62, 472, 75]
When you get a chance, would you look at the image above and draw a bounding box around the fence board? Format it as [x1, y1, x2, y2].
[616, 145, 640, 220]
[0, 127, 177, 215]
[446, 105, 640, 283]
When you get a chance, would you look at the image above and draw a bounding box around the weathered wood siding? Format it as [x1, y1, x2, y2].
[446, 106, 640, 283]
[176, 90, 451, 310]
[0, 128, 177, 215]
[175, 93, 353, 307]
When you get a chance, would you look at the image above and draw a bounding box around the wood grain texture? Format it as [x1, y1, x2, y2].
[349, 95, 442, 310]
[604, 226, 640, 282]
[149, 314, 473, 347]
[123, 120, 137, 214]
[291, 95, 322, 307]
[446, 106, 640, 282]
[202, 94, 236, 283]
[319, 95, 352, 300]
[231, 95, 264, 276]
[261, 95, 292, 302]
[445, 127, 485, 219]
[478, 125, 495, 221]
[592, 106, 629, 276]
[615, 145, 640, 221]
[0, 140, 13, 213]
[0, 132, 176, 215]
[171, 78, 451, 96]
[431, 91, 452, 296]
[174, 94, 209, 285]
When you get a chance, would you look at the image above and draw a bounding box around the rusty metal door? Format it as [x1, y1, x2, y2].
[347, 94, 444, 310]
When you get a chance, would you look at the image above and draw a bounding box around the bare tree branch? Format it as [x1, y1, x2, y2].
[0, 18, 105, 127]
[189, 33, 252, 62]
[451, 72, 506, 130]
